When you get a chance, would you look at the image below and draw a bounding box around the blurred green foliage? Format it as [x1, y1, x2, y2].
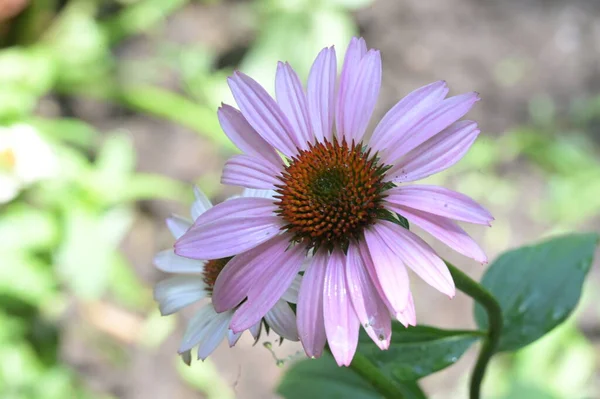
[1, 0, 598, 398]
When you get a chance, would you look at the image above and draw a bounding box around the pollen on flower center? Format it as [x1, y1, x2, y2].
[203, 257, 232, 293]
[275, 139, 390, 252]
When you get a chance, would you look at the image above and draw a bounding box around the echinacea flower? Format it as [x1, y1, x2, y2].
[154, 187, 300, 364]
[175, 37, 493, 366]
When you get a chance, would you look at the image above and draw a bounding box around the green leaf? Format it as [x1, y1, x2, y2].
[358, 324, 480, 381]
[278, 353, 426, 399]
[475, 233, 599, 352]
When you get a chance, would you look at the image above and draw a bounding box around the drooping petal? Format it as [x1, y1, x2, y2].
[382, 92, 481, 164]
[275, 62, 312, 148]
[336, 49, 381, 143]
[371, 220, 455, 297]
[229, 242, 305, 332]
[218, 104, 282, 167]
[386, 185, 493, 226]
[190, 186, 213, 221]
[363, 226, 411, 314]
[228, 72, 301, 157]
[396, 292, 417, 327]
[178, 305, 232, 358]
[264, 300, 299, 341]
[221, 154, 282, 190]
[307, 47, 336, 143]
[154, 249, 206, 274]
[227, 329, 243, 347]
[166, 215, 192, 239]
[281, 273, 302, 304]
[297, 252, 328, 358]
[385, 120, 480, 182]
[386, 204, 488, 263]
[212, 234, 292, 312]
[323, 250, 360, 366]
[370, 80, 449, 154]
[249, 322, 262, 340]
[154, 276, 208, 315]
[174, 198, 282, 260]
[345, 243, 391, 350]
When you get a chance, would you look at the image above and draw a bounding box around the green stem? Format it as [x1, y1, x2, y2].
[347, 351, 405, 399]
[446, 262, 503, 399]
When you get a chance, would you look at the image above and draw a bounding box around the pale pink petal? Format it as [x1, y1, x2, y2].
[345, 243, 391, 350]
[275, 62, 312, 149]
[227, 329, 243, 347]
[190, 186, 213, 221]
[382, 92, 480, 164]
[212, 235, 291, 312]
[370, 81, 449, 154]
[218, 104, 282, 167]
[307, 47, 336, 143]
[385, 121, 480, 182]
[249, 322, 262, 340]
[386, 204, 488, 263]
[297, 252, 328, 358]
[153, 276, 208, 315]
[386, 185, 493, 226]
[264, 300, 299, 341]
[396, 293, 417, 327]
[323, 250, 360, 366]
[175, 198, 282, 260]
[229, 242, 305, 332]
[166, 215, 192, 239]
[221, 154, 282, 190]
[336, 39, 381, 142]
[228, 72, 301, 157]
[363, 226, 411, 314]
[336, 38, 367, 142]
[281, 274, 302, 304]
[372, 220, 455, 297]
[154, 249, 205, 274]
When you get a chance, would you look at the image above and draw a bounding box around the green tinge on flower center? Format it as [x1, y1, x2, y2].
[203, 257, 232, 293]
[275, 139, 390, 252]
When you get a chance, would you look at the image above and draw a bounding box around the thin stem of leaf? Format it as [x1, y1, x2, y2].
[446, 262, 503, 399]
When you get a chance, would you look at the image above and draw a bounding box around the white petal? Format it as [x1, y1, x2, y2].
[154, 276, 208, 315]
[154, 249, 206, 274]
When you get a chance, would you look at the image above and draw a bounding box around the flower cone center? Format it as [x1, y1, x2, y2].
[203, 257, 232, 293]
[275, 139, 389, 252]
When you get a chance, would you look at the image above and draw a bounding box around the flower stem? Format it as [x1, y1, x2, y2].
[446, 262, 503, 399]
[343, 351, 405, 399]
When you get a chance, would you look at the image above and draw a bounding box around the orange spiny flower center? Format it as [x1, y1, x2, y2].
[275, 139, 390, 252]
[203, 257, 232, 293]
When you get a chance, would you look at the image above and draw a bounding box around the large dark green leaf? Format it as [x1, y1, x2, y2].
[358, 324, 480, 381]
[277, 353, 426, 399]
[475, 233, 598, 352]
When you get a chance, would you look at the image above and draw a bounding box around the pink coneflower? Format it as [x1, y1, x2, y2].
[175, 37, 493, 366]
[154, 187, 300, 364]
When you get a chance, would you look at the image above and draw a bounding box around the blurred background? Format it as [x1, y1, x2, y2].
[0, 0, 599, 398]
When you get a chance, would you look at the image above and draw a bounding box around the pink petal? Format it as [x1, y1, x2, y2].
[372, 220, 455, 297]
[212, 234, 291, 312]
[229, 242, 305, 333]
[307, 47, 336, 143]
[323, 250, 360, 366]
[386, 204, 488, 263]
[336, 39, 381, 143]
[363, 226, 411, 314]
[396, 292, 417, 327]
[385, 120, 480, 182]
[370, 81, 449, 155]
[218, 104, 282, 167]
[382, 92, 480, 164]
[386, 185, 493, 226]
[345, 243, 391, 350]
[264, 300, 299, 341]
[228, 72, 301, 157]
[221, 154, 282, 190]
[275, 62, 312, 149]
[297, 252, 328, 359]
[175, 198, 282, 260]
